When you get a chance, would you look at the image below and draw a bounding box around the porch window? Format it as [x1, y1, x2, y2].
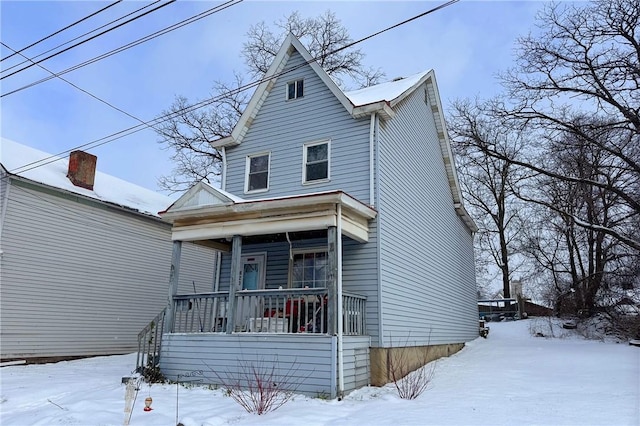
[245, 152, 270, 193]
[290, 250, 327, 288]
[303, 140, 330, 183]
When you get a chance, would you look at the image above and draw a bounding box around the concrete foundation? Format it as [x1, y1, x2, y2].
[370, 343, 465, 386]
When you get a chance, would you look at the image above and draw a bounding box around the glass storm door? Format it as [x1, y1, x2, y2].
[240, 255, 265, 290]
[237, 254, 266, 330]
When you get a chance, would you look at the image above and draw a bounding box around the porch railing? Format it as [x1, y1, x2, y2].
[343, 292, 367, 335]
[136, 307, 166, 375]
[173, 292, 230, 333]
[169, 288, 366, 335]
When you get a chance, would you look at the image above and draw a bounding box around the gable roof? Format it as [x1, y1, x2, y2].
[208, 34, 476, 232]
[344, 70, 431, 106]
[1, 138, 173, 218]
[160, 180, 241, 214]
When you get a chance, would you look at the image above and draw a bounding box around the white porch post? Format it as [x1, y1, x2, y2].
[163, 240, 182, 334]
[226, 235, 242, 334]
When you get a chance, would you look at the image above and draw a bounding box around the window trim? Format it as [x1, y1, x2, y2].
[288, 247, 329, 289]
[286, 79, 304, 100]
[244, 152, 271, 194]
[302, 139, 331, 185]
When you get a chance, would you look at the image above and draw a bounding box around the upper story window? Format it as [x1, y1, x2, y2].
[245, 152, 270, 193]
[287, 79, 304, 100]
[290, 249, 327, 288]
[303, 140, 330, 183]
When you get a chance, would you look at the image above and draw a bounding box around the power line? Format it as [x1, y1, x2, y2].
[1, 1, 164, 75]
[1, 0, 244, 96]
[0, 1, 123, 63]
[0, 41, 152, 129]
[6, 0, 459, 177]
[0, 0, 176, 81]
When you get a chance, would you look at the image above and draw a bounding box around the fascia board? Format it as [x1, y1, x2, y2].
[388, 69, 434, 109]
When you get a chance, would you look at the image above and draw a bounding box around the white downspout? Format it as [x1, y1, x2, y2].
[337, 203, 344, 398]
[221, 146, 227, 191]
[369, 113, 376, 206]
[374, 114, 384, 346]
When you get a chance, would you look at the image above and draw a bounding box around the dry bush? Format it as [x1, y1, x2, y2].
[214, 358, 305, 414]
[386, 339, 436, 400]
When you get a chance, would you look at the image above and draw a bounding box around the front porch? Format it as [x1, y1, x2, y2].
[146, 186, 377, 397]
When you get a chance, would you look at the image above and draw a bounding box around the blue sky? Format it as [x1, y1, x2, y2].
[1, 1, 543, 193]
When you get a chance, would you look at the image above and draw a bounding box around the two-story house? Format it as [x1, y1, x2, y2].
[153, 34, 478, 398]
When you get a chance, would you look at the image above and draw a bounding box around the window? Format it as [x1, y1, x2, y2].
[245, 153, 270, 192]
[303, 141, 329, 183]
[287, 79, 304, 100]
[290, 250, 328, 288]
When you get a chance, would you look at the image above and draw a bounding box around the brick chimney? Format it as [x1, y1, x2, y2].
[67, 150, 97, 190]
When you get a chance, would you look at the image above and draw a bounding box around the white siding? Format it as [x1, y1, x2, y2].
[0, 179, 216, 360]
[224, 51, 372, 201]
[377, 85, 478, 347]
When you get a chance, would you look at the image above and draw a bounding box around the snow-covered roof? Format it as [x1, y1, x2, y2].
[345, 70, 431, 106]
[0, 138, 173, 218]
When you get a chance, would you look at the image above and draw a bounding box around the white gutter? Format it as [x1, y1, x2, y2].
[369, 113, 375, 206]
[221, 146, 227, 191]
[337, 202, 344, 398]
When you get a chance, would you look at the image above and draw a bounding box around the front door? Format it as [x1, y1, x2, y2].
[240, 254, 265, 290]
[238, 254, 266, 330]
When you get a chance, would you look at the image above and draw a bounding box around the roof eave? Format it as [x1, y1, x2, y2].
[352, 102, 395, 120]
[160, 191, 377, 223]
[210, 135, 237, 148]
[10, 173, 167, 222]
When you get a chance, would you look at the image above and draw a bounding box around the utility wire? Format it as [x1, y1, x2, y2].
[0, 1, 123, 63]
[0, 0, 176, 81]
[1, 1, 163, 75]
[6, 0, 459, 176]
[0, 41, 152, 129]
[1, 0, 243, 96]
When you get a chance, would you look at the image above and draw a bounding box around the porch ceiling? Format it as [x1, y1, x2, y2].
[161, 191, 377, 243]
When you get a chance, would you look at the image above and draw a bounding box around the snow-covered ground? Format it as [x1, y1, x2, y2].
[1, 319, 638, 425]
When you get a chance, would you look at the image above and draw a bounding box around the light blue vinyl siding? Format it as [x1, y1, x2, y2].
[224, 51, 371, 203]
[160, 334, 370, 396]
[377, 84, 478, 347]
[160, 334, 334, 396]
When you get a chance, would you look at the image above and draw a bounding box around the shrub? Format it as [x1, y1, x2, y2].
[214, 357, 304, 414]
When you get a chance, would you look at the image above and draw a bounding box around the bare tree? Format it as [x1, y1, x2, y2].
[464, 0, 640, 252]
[449, 99, 531, 299]
[243, 11, 384, 87]
[521, 123, 634, 315]
[156, 11, 383, 193]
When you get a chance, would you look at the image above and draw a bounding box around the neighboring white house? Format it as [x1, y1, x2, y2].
[151, 34, 479, 398]
[0, 138, 216, 362]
